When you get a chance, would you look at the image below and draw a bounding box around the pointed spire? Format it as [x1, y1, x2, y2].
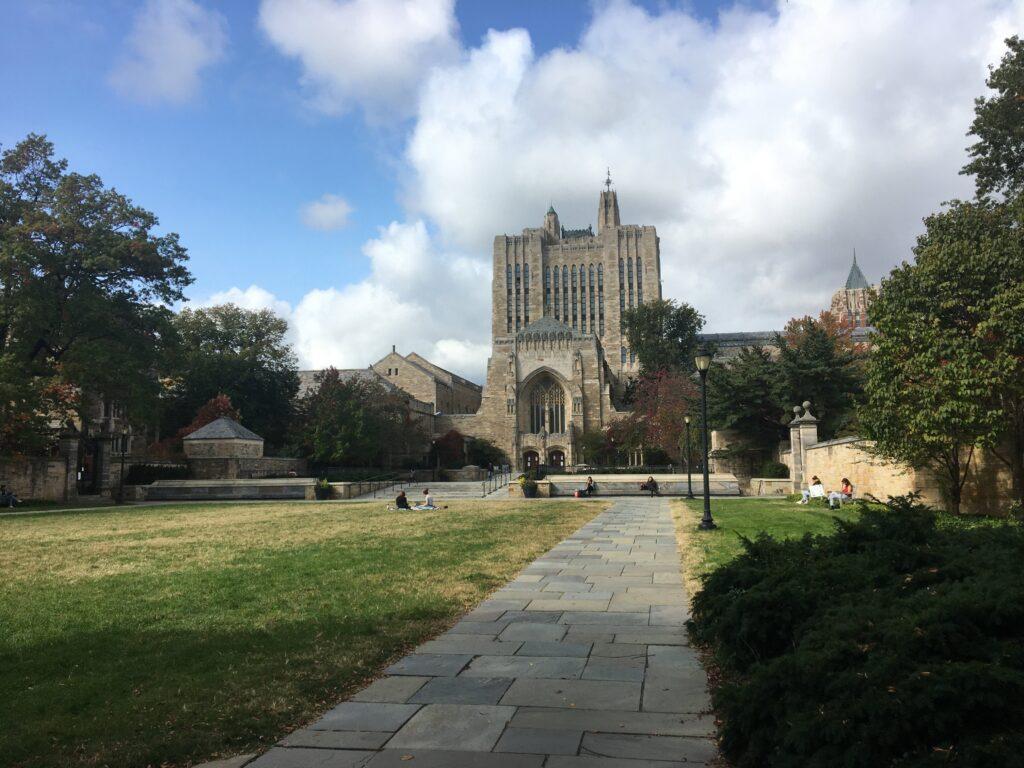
[604, 167, 612, 192]
[845, 249, 870, 290]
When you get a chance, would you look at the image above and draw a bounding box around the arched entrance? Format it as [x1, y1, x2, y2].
[548, 449, 565, 468]
[523, 450, 540, 471]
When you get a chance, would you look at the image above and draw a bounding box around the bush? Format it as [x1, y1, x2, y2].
[124, 464, 189, 485]
[689, 495, 1024, 767]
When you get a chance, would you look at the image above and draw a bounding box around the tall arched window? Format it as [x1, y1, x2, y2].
[530, 381, 565, 434]
[564, 268, 571, 319]
[578, 265, 586, 333]
[588, 265, 596, 334]
[523, 263, 530, 324]
[544, 267, 551, 312]
[571, 266, 578, 329]
[553, 267, 560, 319]
[618, 258, 626, 328]
[597, 264, 605, 336]
[636, 258, 643, 304]
[627, 258, 634, 308]
[515, 263, 521, 330]
[506, 264, 513, 332]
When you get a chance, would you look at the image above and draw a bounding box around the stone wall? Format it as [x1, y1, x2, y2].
[0, 455, 76, 502]
[797, 436, 1013, 515]
[188, 456, 306, 480]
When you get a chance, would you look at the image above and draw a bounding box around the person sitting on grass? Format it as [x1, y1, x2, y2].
[391, 490, 411, 510]
[828, 478, 854, 509]
[798, 476, 825, 504]
[412, 489, 447, 510]
[0, 484, 18, 508]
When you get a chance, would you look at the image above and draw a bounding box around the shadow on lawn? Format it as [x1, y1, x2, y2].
[1, 609, 450, 768]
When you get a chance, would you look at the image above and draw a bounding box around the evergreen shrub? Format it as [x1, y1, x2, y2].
[689, 495, 1024, 767]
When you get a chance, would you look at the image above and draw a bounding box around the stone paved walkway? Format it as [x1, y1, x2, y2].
[248, 498, 716, 767]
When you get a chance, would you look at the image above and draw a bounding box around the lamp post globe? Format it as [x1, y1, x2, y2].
[694, 348, 716, 530]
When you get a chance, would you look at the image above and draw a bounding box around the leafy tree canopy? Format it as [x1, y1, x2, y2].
[165, 304, 299, 447]
[294, 368, 425, 467]
[707, 345, 786, 454]
[774, 313, 866, 440]
[622, 299, 704, 375]
[0, 133, 192, 452]
[963, 36, 1024, 200]
[862, 198, 1024, 511]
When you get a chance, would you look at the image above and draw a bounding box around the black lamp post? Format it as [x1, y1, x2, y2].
[684, 415, 694, 499]
[694, 348, 716, 530]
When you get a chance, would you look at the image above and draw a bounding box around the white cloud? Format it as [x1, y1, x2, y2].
[214, 0, 1024, 382]
[200, 285, 293, 319]
[109, 0, 227, 105]
[405, 0, 1024, 333]
[201, 221, 491, 381]
[301, 193, 353, 230]
[258, 0, 459, 119]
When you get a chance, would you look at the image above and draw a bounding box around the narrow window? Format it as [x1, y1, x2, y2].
[554, 267, 560, 319]
[579, 265, 586, 333]
[544, 267, 551, 313]
[627, 257, 634, 308]
[621, 346, 627, 366]
[562, 265, 568, 321]
[588, 265, 596, 335]
[636, 257, 643, 304]
[571, 266, 578, 329]
[598, 264, 605, 336]
[524, 264, 532, 325]
[515, 263, 521, 331]
[506, 264, 513, 333]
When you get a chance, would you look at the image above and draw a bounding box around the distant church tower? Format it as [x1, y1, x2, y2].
[830, 252, 875, 328]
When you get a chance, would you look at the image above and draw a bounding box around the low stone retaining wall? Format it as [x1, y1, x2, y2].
[146, 478, 315, 501]
[749, 478, 793, 496]
[514, 473, 740, 497]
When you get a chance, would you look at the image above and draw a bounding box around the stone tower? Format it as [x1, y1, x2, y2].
[830, 252, 875, 328]
[456, 180, 661, 469]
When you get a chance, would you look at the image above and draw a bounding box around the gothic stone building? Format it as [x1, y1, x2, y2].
[436, 183, 661, 470]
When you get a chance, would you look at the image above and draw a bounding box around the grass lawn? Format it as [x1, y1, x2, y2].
[0, 499, 605, 768]
[673, 497, 860, 594]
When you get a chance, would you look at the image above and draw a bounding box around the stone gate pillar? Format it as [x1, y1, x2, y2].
[789, 401, 819, 492]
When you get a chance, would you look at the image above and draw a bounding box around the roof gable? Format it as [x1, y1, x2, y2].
[184, 417, 263, 441]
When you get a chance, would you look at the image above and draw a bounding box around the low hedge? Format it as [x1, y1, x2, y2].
[689, 495, 1024, 767]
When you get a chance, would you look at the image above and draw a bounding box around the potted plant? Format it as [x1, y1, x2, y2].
[519, 474, 538, 498]
[314, 478, 332, 500]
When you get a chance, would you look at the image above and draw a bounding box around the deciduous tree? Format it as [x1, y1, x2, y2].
[621, 299, 704, 375]
[165, 304, 299, 447]
[0, 134, 191, 451]
[862, 200, 1022, 512]
[962, 36, 1024, 200]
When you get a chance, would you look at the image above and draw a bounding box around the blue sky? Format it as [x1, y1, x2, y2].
[1, 0, 717, 306]
[2, 0, 1020, 379]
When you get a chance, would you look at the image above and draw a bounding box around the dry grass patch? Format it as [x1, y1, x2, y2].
[0, 499, 605, 768]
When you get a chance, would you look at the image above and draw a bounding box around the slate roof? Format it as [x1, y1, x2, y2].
[183, 417, 263, 441]
[845, 254, 870, 290]
[517, 316, 581, 338]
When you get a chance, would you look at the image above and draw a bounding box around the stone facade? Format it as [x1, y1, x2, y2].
[372, 348, 482, 414]
[443, 184, 661, 469]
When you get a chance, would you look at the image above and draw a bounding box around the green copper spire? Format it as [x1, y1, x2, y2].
[845, 249, 870, 290]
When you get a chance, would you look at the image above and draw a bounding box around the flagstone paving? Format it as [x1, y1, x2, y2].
[243, 498, 717, 767]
